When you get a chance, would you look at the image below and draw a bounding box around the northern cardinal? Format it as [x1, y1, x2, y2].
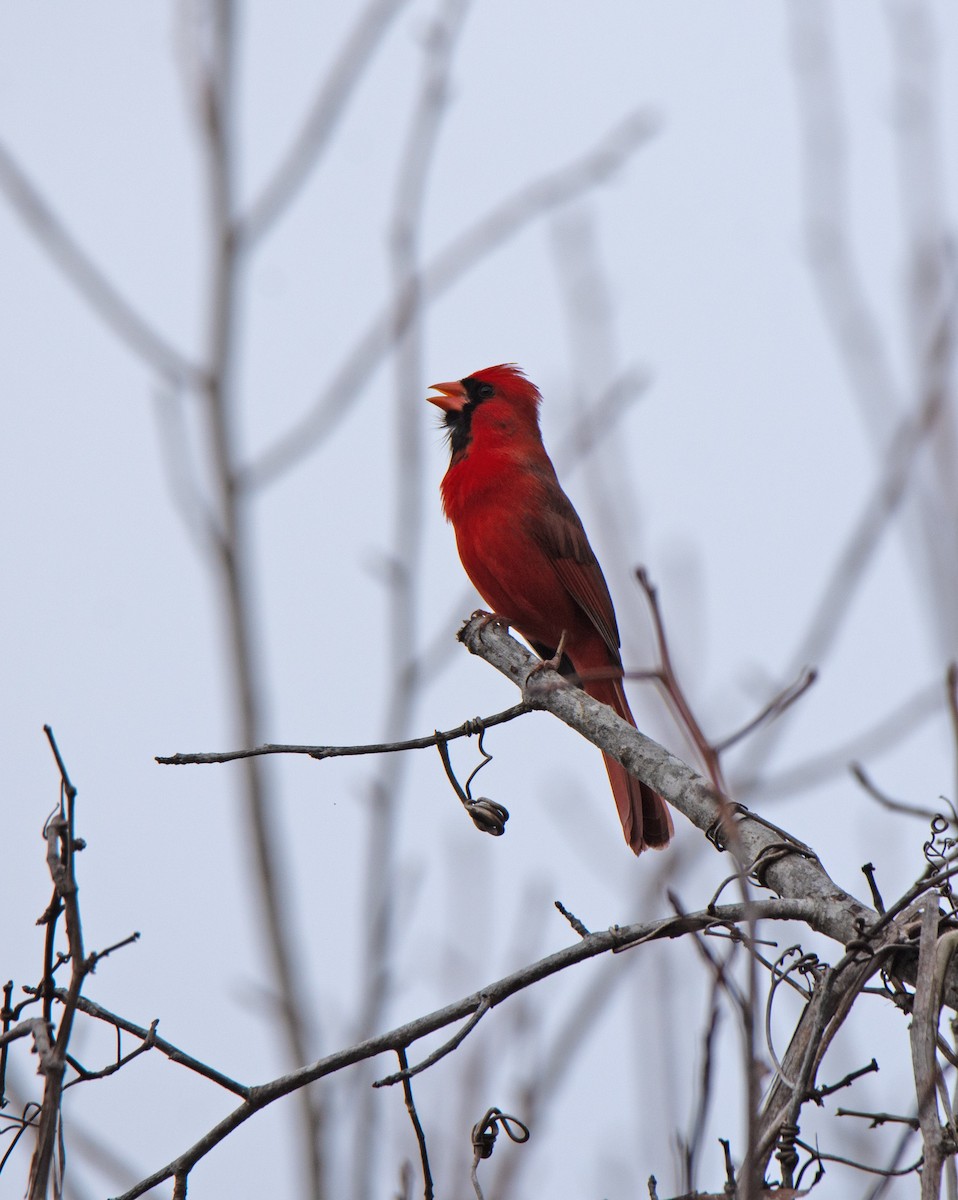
[428, 363, 673, 854]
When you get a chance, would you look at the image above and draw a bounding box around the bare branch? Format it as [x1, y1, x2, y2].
[22, 989, 249, 1099]
[155, 702, 528, 764]
[112, 899, 812, 1200]
[27, 729, 88, 1200]
[395, 1047, 433, 1200]
[737, 679, 942, 802]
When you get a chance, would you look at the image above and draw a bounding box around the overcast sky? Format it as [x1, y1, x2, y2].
[3, 3, 957, 1197]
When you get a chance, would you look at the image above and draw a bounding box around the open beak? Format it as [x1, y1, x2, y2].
[427, 379, 467, 413]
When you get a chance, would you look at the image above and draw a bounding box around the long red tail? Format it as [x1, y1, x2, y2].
[583, 674, 673, 854]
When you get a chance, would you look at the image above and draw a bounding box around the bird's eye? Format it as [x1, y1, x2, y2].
[476, 382, 494, 399]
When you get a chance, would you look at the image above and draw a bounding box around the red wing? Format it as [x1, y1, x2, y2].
[551, 555, 620, 659]
[527, 477, 621, 660]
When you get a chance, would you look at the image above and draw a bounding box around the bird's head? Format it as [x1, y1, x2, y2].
[427, 364, 541, 459]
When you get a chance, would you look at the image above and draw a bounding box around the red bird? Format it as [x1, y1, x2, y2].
[429, 363, 673, 854]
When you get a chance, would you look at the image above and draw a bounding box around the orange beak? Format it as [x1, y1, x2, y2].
[427, 379, 467, 413]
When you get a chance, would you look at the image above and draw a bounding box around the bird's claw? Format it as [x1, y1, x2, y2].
[471, 609, 510, 634]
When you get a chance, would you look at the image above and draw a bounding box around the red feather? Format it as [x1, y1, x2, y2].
[429, 364, 673, 855]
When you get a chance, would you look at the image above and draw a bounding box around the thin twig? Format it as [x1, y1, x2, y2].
[156, 703, 528, 765]
[395, 1047, 433, 1200]
[836, 1108, 920, 1130]
[20, 989, 249, 1098]
[714, 669, 817, 755]
[375, 998, 491, 1089]
[635, 566, 728, 795]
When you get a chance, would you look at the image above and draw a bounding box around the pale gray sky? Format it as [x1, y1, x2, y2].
[2, 3, 956, 1197]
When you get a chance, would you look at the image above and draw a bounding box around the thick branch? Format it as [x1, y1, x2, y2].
[912, 902, 946, 1198]
[458, 616, 873, 947]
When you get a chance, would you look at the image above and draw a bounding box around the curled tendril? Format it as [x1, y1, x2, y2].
[436, 726, 510, 836]
[705, 800, 750, 852]
[924, 810, 958, 914]
[471, 1107, 530, 1160]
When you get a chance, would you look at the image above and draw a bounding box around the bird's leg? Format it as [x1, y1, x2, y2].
[527, 629, 568, 682]
[524, 631, 571, 702]
[540, 628, 568, 672]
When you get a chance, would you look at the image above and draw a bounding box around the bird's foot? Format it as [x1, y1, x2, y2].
[525, 631, 569, 695]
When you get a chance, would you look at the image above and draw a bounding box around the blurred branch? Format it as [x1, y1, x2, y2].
[241, 108, 659, 489]
[714, 669, 817, 756]
[788, 0, 901, 440]
[680, 977, 722, 1193]
[796, 346, 949, 671]
[237, 0, 413, 246]
[851, 762, 945, 823]
[190, 5, 327, 1195]
[754, 1, 957, 806]
[151, 383, 222, 556]
[732, 379, 948, 793]
[548, 206, 651, 573]
[736, 678, 942, 802]
[0, 140, 203, 388]
[352, 6, 472, 1195]
[553, 368, 651, 464]
[888, 0, 958, 659]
